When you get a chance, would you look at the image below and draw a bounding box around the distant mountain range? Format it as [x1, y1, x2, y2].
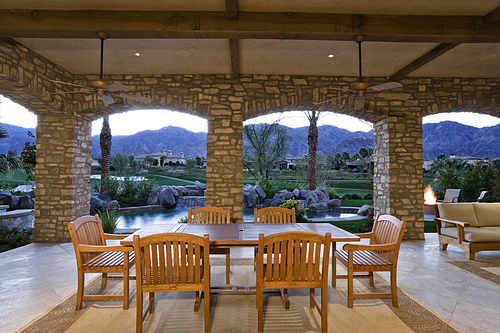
[1, 121, 500, 161]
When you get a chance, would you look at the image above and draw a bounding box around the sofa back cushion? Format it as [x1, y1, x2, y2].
[437, 203, 479, 227]
[473, 203, 500, 227]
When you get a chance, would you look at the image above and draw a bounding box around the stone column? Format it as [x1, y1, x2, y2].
[373, 113, 425, 240]
[34, 111, 92, 242]
[206, 105, 244, 223]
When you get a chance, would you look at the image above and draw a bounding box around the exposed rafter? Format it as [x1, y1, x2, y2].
[229, 38, 240, 79]
[225, 0, 239, 20]
[389, 43, 460, 81]
[1, 10, 499, 42]
[484, 5, 500, 23]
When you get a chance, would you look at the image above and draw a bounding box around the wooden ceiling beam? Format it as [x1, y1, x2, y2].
[389, 43, 460, 81]
[1, 10, 499, 43]
[484, 5, 500, 24]
[225, 0, 239, 20]
[229, 39, 240, 79]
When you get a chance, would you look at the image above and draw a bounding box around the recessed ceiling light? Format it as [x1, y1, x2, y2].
[134, 52, 141, 57]
[176, 51, 191, 58]
[328, 54, 335, 58]
[480, 54, 499, 61]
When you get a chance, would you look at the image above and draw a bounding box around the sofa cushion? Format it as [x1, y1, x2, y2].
[437, 203, 479, 227]
[473, 203, 500, 227]
[440, 227, 500, 243]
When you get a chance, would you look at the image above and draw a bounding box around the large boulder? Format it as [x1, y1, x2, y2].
[184, 185, 203, 196]
[305, 191, 319, 207]
[4, 195, 20, 210]
[195, 181, 207, 190]
[254, 185, 266, 201]
[327, 199, 342, 209]
[97, 191, 112, 203]
[314, 190, 329, 202]
[104, 200, 121, 210]
[298, 190, 309, 200]
[147, 188, 161, 205]
[158, 186, 176, 208]
[270, 193, 283, 207]
[357, 205, 372, 216]
[292, 189, 300, 198]
[0, 190, 11, 201]
[308, 202, 329, 213]
[90, 196, 106, 212]
[246, 188, 258, 207]
[278, 190, 294, 200]
[18, 194, 35, 209]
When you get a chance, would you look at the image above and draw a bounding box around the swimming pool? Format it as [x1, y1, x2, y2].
[116, 208, 360, 229]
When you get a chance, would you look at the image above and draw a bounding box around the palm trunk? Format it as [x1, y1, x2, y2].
[308, 121, 318, 190]
[100, 116, 112, 191]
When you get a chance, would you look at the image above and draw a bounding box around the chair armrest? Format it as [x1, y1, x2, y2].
[78, 244, 133, 252]
[354, 232, 373, 238]
[434, 217, 470, 227]
[342, 243, 397, 251]
[103, 233, 127, 240]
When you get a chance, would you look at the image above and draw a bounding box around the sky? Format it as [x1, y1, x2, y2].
[1, 95, 499, 136]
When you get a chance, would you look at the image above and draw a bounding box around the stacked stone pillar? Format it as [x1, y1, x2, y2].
[34, 112, 92, 242]
[373, 112, 425, 240]
[206, 105, 244, 223]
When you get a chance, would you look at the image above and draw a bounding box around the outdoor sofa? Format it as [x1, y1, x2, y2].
[434, 202, 500, 260]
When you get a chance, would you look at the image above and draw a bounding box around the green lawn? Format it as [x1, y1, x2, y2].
[326, 219, 437, 234]
[146, 175, 196, 186]
[0, 170, 29, 187]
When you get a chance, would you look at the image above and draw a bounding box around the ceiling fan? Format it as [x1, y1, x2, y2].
[50, 31, 151, 105]
[316, 35, 411, 110]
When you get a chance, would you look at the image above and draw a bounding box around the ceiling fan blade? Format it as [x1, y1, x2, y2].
[113, 92, 152, 104]
[98, 94, 115, 105]
[49, 79, 87, 89]
[368, 82, 403, 92]
[354, 96, 365, 110]
[328, 87, 355, 93]
[313, 95, 349, 105]
[377, 92, 412, 101]
[52, 89, 91, 95]
[105, 83, 130, 92]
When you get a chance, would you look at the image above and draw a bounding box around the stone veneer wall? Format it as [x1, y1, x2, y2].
[1, 39, 500, 241]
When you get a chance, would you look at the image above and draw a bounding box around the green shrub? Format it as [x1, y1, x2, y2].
[342, 194, 352, 200]
[363, 193, 373, 200]
[97, 210, 120, 233]
[280, 197, 308, 223]
[351, 193, 362, 200]
[325, 188, 336, 199]
[178, 216, 188, 223]
[0, 227, 34, 247]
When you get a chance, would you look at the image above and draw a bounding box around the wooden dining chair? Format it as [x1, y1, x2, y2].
[133, 233, 211, 333]
[188, 207, 231, 284]
[254, 207, 296, 223]
[256, 231, 331, 333]
[67, 215, 135, 310]
[333, 214, 406, 308]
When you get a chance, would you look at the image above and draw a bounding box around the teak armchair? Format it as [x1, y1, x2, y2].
[67, 215, 135, 310]
[333, 214, 406, 308]
[256, 231, 331, 333]
[133, 233, 211, 333]
[188, 207, 231, 284]
[254, 207, 296, 223]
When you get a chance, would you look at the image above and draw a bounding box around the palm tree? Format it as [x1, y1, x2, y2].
[99, 116, 112, 191]
[0, 124, 20, 176]
[305, 111, 321, 190]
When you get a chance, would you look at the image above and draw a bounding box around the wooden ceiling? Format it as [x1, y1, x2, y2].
[1, 0, 500, 79]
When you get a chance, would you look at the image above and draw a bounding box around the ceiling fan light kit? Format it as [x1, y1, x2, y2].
[50, 31, 151, 105]
[316, 34, 411, 110]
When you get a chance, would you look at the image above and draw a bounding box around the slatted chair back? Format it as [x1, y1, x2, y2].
[254, 207, 296, 223]
[133, 233, 211, 333]
[256, 231, 331, 333]
[69, 215, 106, 264]
[370, 214, 406, 263]
[188, 207, 231, 224]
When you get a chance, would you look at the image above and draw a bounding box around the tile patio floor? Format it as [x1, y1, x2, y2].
[1, 233, 499, 333]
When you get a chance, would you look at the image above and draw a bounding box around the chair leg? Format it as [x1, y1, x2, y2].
[136, 291, 143, 333]
[257, 285, 264, 333]
[101, 272, 108, 289]
[279, 288, 290, 309]
[310, 288, 315, 308]
[321, 285, 328, 333]
[368, 271, 374, 287]
[76, 270, 85, 311]
[149, 292, 155, 314]
[331, 254, 337, 288]
[123, 270, 130, 310]
[195, 291, 201, 312]
[204, 288, 210, 333]
[225, 250, 230, 284]
[347, 268, 354, 308]
[390, 269, 398, 308]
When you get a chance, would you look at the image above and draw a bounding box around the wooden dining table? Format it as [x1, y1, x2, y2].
[121, 222, 359, 292]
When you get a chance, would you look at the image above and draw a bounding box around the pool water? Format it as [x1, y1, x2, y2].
[117, 208, 359, 229]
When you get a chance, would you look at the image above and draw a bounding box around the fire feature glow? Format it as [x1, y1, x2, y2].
[424, 185, 437, 205]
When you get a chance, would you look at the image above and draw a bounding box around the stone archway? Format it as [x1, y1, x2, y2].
[2, 39, 500, 241]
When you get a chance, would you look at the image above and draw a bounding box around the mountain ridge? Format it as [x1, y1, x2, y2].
[1, 121, 500, 161]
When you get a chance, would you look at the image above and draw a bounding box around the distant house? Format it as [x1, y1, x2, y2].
[90, 159, 100, 167]
[423, 154, 489, 171]
[137, 149, 187, 166]
[273, 155, 306, 170]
